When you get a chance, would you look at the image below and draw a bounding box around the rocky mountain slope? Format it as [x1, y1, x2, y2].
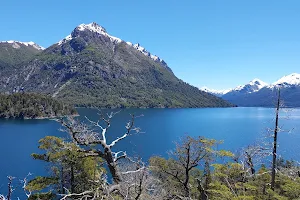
[0, 41, 44, 92]
[0, 23, 232, 108]
[202, 73, 300, 107]
[0, 41, 44, 66]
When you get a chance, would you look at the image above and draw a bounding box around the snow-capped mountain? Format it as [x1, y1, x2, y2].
[269, 73, 300, 88]
[57, 22, 168, 69]
[203, 73, 300, 107]
[0, 40, 45, 50]
[201, 78, 268, 97]
[200, 87, 231, 97]
[58, 23, 122, 45]
[230, 79, 268, 94]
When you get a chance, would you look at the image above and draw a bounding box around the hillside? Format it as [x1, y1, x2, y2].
[0, 23, 233, 108]
[0, 93, 77, 119]
[0, 41, 43, 67]
[0, 41, 44, 92]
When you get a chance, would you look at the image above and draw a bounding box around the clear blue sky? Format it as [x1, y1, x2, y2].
[1, 0, 300, 90]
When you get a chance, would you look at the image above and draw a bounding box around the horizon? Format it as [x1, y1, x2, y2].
[2, 0, 300, 90]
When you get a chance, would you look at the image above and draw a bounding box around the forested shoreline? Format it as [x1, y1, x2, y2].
[0, 93, 77, 119]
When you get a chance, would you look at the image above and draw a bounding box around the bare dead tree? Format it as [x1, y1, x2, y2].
[242, 144, 271, 177]
[276, 158, 300, 179]
[21, 172, 32, 199]
[118, 158, 146, 200]
[58, 160, 163, 200]
[0, 174, 33, 200]
[6, 176, 15, 200]
[150, 136, 219, 199]
[116, 157, 164, 200]
[57, 111, 141, 185]
[271, 88, 280, 191]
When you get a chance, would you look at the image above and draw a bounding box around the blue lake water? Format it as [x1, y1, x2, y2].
[1, 107, 300, 199]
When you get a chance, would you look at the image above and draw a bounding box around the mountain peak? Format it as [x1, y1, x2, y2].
[56, 22, 170, 71]
[272, 73, 300, 86]
[73, 22, 122, 43]
[249, 78, 268, 87]
[200, 87, 231, 97]
[58, 22, 122, 46]
[0, 40, 45, 50]
[76, 22, 108, 35]
[231, 78, 268, 93]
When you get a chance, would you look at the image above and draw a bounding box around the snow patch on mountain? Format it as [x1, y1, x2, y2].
[0, 40, 45, 50]
[57, 35, 72, 45]
[128, 43, 164, 62]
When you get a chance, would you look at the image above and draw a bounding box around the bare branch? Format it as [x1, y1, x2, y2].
[58, 112, 142, 184]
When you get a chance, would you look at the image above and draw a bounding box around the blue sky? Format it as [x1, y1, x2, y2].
[1, 0, 300, 90]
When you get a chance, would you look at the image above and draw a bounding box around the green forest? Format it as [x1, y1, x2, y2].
[0, 93, 77, 119]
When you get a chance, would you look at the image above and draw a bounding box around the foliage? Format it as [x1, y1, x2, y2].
[149, 136, 300, 200]
[0, 93, 77, 119]
[149, 136, 230, 199]
[25, 176, 58, 191]
[27, 192, 56, 200]
[28, 136, 105, 197]
[23, 132, 300, 200]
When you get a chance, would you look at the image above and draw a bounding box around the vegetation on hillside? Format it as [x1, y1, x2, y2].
[0, 93, 77, 119]
[27, 44, 233, 108]
[0, 43, 42, 68]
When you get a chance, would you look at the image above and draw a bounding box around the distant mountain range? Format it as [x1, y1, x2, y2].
[0, 22, 232, 108]
[201, 73, 300, 107]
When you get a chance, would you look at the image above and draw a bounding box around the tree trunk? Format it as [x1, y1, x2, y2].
[61, 166, 65, 194]
[245, 152, 255, 175]
[197, 179, 208, 200]
[7, 176, 13, 200]
[105, 148, 122, 183]
[271, 89, 280, 191]
[71, 164, 75, 193]
[183, 144, 191, 197]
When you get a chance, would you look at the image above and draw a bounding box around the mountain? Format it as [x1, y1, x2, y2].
[269, 73, 300, 87]
[0, 41, 44, 91]
[0, 41, 44, 66]
[201, 79, 267, 97]
[0, 22, 232, 108]
[200, 87, 230, 97]
[203, 73, 300, 107]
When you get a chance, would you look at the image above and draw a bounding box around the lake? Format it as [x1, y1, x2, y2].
[1, 107, 300, 198]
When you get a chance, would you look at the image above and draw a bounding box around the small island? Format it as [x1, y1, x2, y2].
[0, 93, 77, 119]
